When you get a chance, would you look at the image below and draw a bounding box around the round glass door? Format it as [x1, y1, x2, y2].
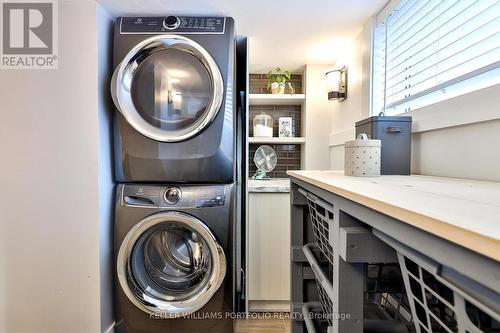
[111, 35, 223, 142]
[117, 212, 226, 317]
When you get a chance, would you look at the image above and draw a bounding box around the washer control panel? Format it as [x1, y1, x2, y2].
[120, 16, 226, 34]
[196, 193, 225, 208]
[122, 184, 227, 208]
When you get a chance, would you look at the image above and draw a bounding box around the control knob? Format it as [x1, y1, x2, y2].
[164, 187, 181, 204]
[163, 16, 180, 29]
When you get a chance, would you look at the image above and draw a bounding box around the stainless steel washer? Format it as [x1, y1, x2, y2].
[114, 183, 235, 333]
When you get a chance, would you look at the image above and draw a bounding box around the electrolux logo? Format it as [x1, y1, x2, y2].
[1, 0, 58, 69]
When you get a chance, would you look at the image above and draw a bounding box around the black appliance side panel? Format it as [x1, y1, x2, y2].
[235, 36, 248, 313]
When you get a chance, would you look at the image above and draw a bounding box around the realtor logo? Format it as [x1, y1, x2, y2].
[1, 0, 58, 69]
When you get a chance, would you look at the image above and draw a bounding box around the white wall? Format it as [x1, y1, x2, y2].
[97, 3, 115, 333]
[329, 20, 372, 169]
[0, 1, 114, 332]
[303, 64, 333, 170]
[405, 75, 500, 182]
[329, 20, 500, 182]
[412, 119, 500, 181]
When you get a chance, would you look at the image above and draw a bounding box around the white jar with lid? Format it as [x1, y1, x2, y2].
[253, 112, 273, 137]
[345, 133, 381, 177]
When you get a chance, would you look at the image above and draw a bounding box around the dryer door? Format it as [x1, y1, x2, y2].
[111, 35, 223, 142]
[117, 211, 226, 317]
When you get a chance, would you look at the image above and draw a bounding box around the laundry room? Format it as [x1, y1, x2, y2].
[0, 1, 499, 333]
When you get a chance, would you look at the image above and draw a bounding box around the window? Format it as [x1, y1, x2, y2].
[372, 0, 500, 116]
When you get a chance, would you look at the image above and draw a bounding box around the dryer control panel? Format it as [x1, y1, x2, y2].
[120, 16, 226, 34]
[121, 184, 227, 208]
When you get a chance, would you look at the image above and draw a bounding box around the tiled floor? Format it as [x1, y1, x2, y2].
[234, 313, 291, 333]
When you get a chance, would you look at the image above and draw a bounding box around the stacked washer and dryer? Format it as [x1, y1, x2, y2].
[110, 16, 242, 333]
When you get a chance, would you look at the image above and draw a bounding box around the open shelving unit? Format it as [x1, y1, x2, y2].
[249, 93, 305, 106]
[248, 137, 305, 144]
[248, 72, 306, 179]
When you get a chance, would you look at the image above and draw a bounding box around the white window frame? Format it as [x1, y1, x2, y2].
[370, 0, 500, 133]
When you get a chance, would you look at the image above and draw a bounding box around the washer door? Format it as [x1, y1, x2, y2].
[111, 35, 224, 142]
[117, 211, 226, 317]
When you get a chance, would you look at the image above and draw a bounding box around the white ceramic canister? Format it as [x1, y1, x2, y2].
[344, 133, 381, 177]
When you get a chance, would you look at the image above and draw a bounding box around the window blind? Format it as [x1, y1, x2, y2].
[372, 0, 500, 115]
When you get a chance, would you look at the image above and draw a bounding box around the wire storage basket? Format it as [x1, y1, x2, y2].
[375, 231, 500, 333]
[303, 243, 334, 329]
[302, 189, 334, 266]
[303, 245, 414, 333]
[366, 263, 413, 323]
[398, 253, 500, 333]
[302, 302, 332, 333]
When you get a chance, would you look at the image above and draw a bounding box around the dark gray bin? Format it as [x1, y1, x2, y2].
[355, 116, 412, 175]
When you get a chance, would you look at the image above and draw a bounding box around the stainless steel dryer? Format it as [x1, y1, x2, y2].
[111, 16, 235, 183]
[114, 183, 235, 333]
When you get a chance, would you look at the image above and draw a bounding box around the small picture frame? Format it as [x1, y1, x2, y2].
[278, 117, 293, 138]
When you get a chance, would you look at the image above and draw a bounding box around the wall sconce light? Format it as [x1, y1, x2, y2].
[325, 66, 347, 102]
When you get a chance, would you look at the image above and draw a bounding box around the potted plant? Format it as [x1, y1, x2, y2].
[266, 67, 294, 94]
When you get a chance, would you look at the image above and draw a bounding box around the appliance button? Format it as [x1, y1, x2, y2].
[163, 16, 180, 29]
[214, 195, 225, 205]
[164, 187, 181, 204]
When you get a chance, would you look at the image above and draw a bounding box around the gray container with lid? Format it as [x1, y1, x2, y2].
[355, 116, 412, 175]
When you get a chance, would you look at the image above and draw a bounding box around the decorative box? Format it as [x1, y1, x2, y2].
[355, 115, 412, 175]
[278, 117, 293, 138]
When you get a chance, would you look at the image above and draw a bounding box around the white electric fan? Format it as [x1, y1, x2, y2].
[252, 145, 277, 180]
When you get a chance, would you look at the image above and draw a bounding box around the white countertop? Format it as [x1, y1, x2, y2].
[248, 178, 290, 193]
[287, 170, 500, 262]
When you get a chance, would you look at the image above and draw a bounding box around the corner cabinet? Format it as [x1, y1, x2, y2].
[247, 181, 291, 312]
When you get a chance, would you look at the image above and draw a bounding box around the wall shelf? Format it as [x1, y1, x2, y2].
[249, 137, 306, 144]
[248, 73, 306, 178]
[249, 94, 305, 105]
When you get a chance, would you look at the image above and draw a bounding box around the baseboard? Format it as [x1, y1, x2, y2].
[248, 300, 291, 312]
